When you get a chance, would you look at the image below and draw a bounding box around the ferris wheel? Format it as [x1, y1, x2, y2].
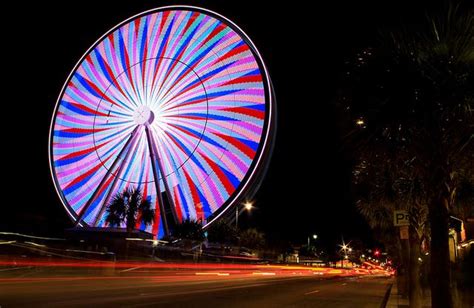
[49, 6, 275, 238]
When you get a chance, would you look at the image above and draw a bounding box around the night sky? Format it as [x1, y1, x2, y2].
[3, 0, 439, 250]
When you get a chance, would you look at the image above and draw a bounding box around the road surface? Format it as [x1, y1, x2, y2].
[0, 264, 392, 307]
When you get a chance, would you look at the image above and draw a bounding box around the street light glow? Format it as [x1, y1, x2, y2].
[313, 234, 318, 239]
[356, 119, 365, 125]
[339, 239, 352, 255]
[236, 201, 254, 228]
[244, 201, 253, 211]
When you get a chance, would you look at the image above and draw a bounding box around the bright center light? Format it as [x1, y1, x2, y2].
[356, 119, 365, 126]
[133, 105, 154, 125]
[244, 202, 253, 210]
[313, 234, 318, 239]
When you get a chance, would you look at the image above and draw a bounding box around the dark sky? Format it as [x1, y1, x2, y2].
[2, 0, 439, 250]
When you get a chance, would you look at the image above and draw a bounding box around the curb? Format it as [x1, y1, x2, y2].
[380, 283, 393, 308]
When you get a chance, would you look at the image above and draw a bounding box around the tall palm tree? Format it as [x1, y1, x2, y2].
[105, 187, 155, 232]
[354, 151, 428, 307]
[338, 3, 472, 307]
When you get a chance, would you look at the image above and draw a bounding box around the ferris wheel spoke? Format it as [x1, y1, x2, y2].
[147, 126, 178, 224]
[154, 62, 195, 106]
[158, 84, 203, 115]
[75, 125, 141, 226]
[156, 58, 212, 112]
[144, 125, 170, 235]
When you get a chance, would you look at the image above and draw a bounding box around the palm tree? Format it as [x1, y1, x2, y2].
[172, 219, 205, 242]
[338, 3, 472, 307]
[105, 187, 155, 232]
[354, 151, 428, 307]
[206, 220, 238, 245]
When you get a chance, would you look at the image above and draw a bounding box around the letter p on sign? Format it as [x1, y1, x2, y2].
[394, 210, 409, 226]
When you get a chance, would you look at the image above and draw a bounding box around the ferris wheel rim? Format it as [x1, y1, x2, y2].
[48, 5, 275, 230]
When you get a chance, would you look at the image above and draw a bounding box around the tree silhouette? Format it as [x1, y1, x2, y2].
[172, 219, 205, 242]
[207, 220, 238, 245]
[239, 228, 265, 250]
[354, 151, 428, 306]
[105, 187, 155, 232]
[337, 3, 473, 307]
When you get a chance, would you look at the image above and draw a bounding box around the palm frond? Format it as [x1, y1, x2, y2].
[105, 192, 126, 227]
[139, 197, 155, 226]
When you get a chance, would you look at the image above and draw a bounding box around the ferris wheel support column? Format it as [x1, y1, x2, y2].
[145, 125, 170, 236]
[74, 126, 140, 226]
[147, 128, 179, 225]
[92, 127, 142, 227]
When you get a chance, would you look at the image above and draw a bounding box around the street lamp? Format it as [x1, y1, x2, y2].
[307, 234, 318, 247]
[236, 201, 253, 228]
[356, 118, 365, 126]
[339, 239, 352, 255]
[339, 238, 352, 268]
[244, 201, 253, 211]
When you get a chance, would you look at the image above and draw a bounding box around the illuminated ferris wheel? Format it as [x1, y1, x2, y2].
[49, 6, 275, 238]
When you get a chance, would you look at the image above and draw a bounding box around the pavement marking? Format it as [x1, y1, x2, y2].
[195, 272, 230, 276]
[342, 283, 347, 286]
[120, 267, 142, 273]
[304, 290, 320, 295]
[0, 266, 33, 272]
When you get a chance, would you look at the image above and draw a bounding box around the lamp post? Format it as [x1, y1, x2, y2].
[339, 238, 352, 268]
[236, 201, 253, 228]
[307, 234, 318, 247]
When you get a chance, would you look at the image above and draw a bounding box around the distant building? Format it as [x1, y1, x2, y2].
[449, 216, 474, 262]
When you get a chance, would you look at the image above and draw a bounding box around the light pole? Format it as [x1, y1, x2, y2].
[236, 201, 253, 228]
[307, 234, 318, 247]
[339, 238, 352, 268]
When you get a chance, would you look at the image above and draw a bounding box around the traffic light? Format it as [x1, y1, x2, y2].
[374, 249, 381, 257]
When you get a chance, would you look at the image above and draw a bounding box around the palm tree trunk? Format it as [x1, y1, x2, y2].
[400, 237, 410, 297]
[409, 226, 422, 308]
[429, 197, 453, 308]
[426, 132, 454, 308]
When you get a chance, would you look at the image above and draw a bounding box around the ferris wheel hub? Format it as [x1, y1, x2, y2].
[133, 105, 154, 125]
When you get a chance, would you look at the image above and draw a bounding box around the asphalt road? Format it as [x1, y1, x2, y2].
[0, 266, 392, 307]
